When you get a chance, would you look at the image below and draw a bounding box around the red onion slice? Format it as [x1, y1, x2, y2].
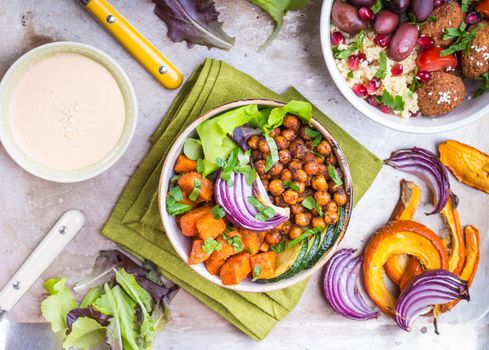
[395, 269, 470, 332]
[323, 249, 380, 320]
[385, 147, 450, 215]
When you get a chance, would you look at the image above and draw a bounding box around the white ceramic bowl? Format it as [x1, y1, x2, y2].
[320, 0, 489, 134]
[158, 99, 353, 292]
[0, 42, 138, 182]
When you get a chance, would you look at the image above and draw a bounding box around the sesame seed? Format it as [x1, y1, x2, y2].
[437, 91, 451, 104]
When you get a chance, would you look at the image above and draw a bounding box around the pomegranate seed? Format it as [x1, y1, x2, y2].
[331, 31, 345, 45]
[417, 35, 434, 49]
[374, 34, 390, 48]
[391, 63, 404, 76]
[352, 84, 368, 98]
[366, 77, 381, 93]
[434, 0, 445, 8]
[465, 12, 481, 25]
[358, 7, 375, 21]
[358, 52, 367, 61]
[348, 55, 361, 71]
[379, 104, 392, 114]
[367, 95, 380, 108]
[416, 70, 432, 83]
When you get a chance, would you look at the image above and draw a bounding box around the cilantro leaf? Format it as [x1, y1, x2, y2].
[441, 22, 480, 56]
[166, 196, 192, 216]
[379, 90, 404, 111]
[169, 186, 183, 201]
[328, 164, 343, 186]
[252, 265, 262, 281]
[188, 179, 202, 201]
[333, 31, 364, 59]
[202, 238, 223, 254]
[375, 51, 387, 79]
[212, 205, 226, 219]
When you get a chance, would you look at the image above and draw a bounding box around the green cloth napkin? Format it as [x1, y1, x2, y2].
[102, 59, 382, 341]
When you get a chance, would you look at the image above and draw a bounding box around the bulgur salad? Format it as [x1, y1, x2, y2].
[330, 0, 489, 118]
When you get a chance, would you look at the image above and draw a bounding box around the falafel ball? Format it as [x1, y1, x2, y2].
[417, 71, 466, 117]
[461, 22, 489, 78]
[420, 2, 464, 48]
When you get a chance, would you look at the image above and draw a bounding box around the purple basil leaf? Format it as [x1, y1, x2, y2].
[66, 306, 110, 333]
[231, 125, 262, 151]
[153, 0, 235, 50]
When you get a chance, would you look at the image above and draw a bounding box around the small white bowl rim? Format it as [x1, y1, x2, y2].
[0, 41, 138, 183]
[320, 0, 489, 134]
[158, 99, 353, 293]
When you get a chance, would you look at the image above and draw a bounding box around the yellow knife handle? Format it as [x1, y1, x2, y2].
[83, 0, 182, 89]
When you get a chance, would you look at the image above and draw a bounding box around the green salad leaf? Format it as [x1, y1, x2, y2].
[183, 138, 204, 160]
[80, 286, 104, 308]
[263, 100, 313, 132]
[63, 317, 106, 350]
[41, 278, 77, 334]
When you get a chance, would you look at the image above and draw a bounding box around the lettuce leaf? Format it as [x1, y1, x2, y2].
[251, 0, 310, 50]
[263, 100, 312, 132]
[63, 317, 106, 350]
[153, 0, 235, 50]
[41, 278, 77, 333]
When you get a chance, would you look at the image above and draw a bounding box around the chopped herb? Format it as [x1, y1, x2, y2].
[474, 72, 489, 97]
[375, 51, 387, 79]
[166, 196, 192, 216]
[378, 90, 404, 111]
[216, 157, 226, 168]
[247, 196, 264, 211]
[328, 164, 343, 186]
[252, 265, 262, 281]
[218, 149, 256, 185]
[220, 148, 239, 181]
[462, 0, 472, 13]
[333, 31, 364, 60]
[270, 241, 287, 253]
[347, 71, 354, 79]
[170, 174, 180, 186]
[287, 227, 322, 248]
[409, 67, 421, 92]
[202, 238, 223, 254]
[196, 159, 205, 175]
[408, 13, 437, 25]
[264, 134, 279, 171]
[188, 179, 202, 201]
[441, 22, 481, 56]
[284, 180, 300, 192]
[301, 196, 323, 217]
[312, 150, 325, 159]
[169, 186, 183, 201]
[372, 0, 383, 13]
[243, 168, 257, 186]
[212, 205, 226, 219]
[229, 235, 243, 253]
[247, 196, 275, 222]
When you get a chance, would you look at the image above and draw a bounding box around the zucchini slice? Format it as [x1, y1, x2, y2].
[300, 229, 325, 269]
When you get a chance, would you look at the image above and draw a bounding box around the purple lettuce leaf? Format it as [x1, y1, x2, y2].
[66, 306, 110, 333]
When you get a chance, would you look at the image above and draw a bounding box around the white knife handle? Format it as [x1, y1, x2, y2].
[0, 210, 85, 313]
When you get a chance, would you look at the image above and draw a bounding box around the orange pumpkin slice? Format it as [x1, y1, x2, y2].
[440, 195, 465, 274]
[363, 220, 449, 315]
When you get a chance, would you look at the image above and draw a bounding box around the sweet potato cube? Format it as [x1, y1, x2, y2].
[206, 257, 226, 275]
[188, 240, 211, 265]
[174, 154, 197, 173]
[239, 230, 266, 255]
[177, 172, 214, 203]
[196, 213, 226, 240]
[220, 253, 252, 285]
[179, 206, 212, 237]
[250, 252, 277, 279]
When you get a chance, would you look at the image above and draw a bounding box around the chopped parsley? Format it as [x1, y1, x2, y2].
[328, 164, 343, 186]
[166, 185, 192, 216]
[221, 233, 243, 253]
[441, 22, 481, 56]
[270, 240, 287, 253]
[252, 265, 262, 281]
[333, 31, 364, 60]
[188, 179, 202, 201]
[169, 185, 183, 201]
[375, 51, 387, 79]
[247, 196, 276, 222]
[377, 90, 405, 111]
[301, 196, 324, 217]
[462, 0, 472, 13]
[202, 238, 223, 254]
[284, 180, 300, 192]
[372, 0, 383, 13]
[474, 72, 489, 97]
[409, 67, 421, 92]
[212, 205, 226, 219]
[216, 148, 257, 186]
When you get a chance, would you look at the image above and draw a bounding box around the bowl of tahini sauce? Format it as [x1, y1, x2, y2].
[0, 42, 137, 182]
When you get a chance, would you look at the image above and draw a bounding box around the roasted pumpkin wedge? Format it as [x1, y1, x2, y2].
[363, 220, 449, 315]
[440, 194, 466, 274]
[439, 140, 489, 194]
[398, 257, 423, 290]
[384, 180, 421, 285]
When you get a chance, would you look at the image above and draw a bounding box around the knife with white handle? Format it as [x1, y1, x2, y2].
[0, 210, 85, 321]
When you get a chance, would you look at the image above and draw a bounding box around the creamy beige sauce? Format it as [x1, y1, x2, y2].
[10, 52, 126, 171]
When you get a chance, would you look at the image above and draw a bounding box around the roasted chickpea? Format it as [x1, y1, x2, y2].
[279, 221, 292, 233]
[252, 149, 262, 160]
[316, 140, 332, 156]
[283, 115, 300, 130]
[334, 188, 348, 206]
[260, 241, 269, 252]
[325, 201, 338, 213]
[298, 126, 310, 140]
[329, 153, 337, 165]
[281, 129, 296, 142]
[274, 195, 286, 207]
[289, 225, 302, 239]
[324, 211, 339, 225]
[317, 164, 328, 176]
[314, 191, 331, 206]
[293, 181, 306, 193]
[269, 162, 284, 177]
[290, 141, 308, 159]
[328, 180, 341, 193]
[312, 175, 328, 191]
[270, 128, 281, 137]
[315, 156, 324, 164]
[269, 179, 284, 196]
[304, 160, 318, 175]
[291, 203, 304, 215]
[255, 159, 267, 174]
[295, 212, 312, 227]
[248, 135, 260, 149]
[281, 169, 293, 181]
[274, 135, 289, 151]
[293, 169, 307, 182]
[261, 179, 270, 191]
[312, 216, 326, 229]
[265, 231, 282, 246]
[258, 138, 270, 153]
[283, 189, 299, 205]
[304, 152, 316, 163]
[288, 160, 302, 172]
[279, 150, 292, 164]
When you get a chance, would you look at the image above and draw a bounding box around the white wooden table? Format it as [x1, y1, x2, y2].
[0, 1, 488, 349]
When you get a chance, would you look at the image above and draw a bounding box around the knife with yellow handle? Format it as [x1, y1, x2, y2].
[78, 0, 182, 89]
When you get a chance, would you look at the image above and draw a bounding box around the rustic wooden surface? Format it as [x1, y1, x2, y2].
[0, 1, 488, 349]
